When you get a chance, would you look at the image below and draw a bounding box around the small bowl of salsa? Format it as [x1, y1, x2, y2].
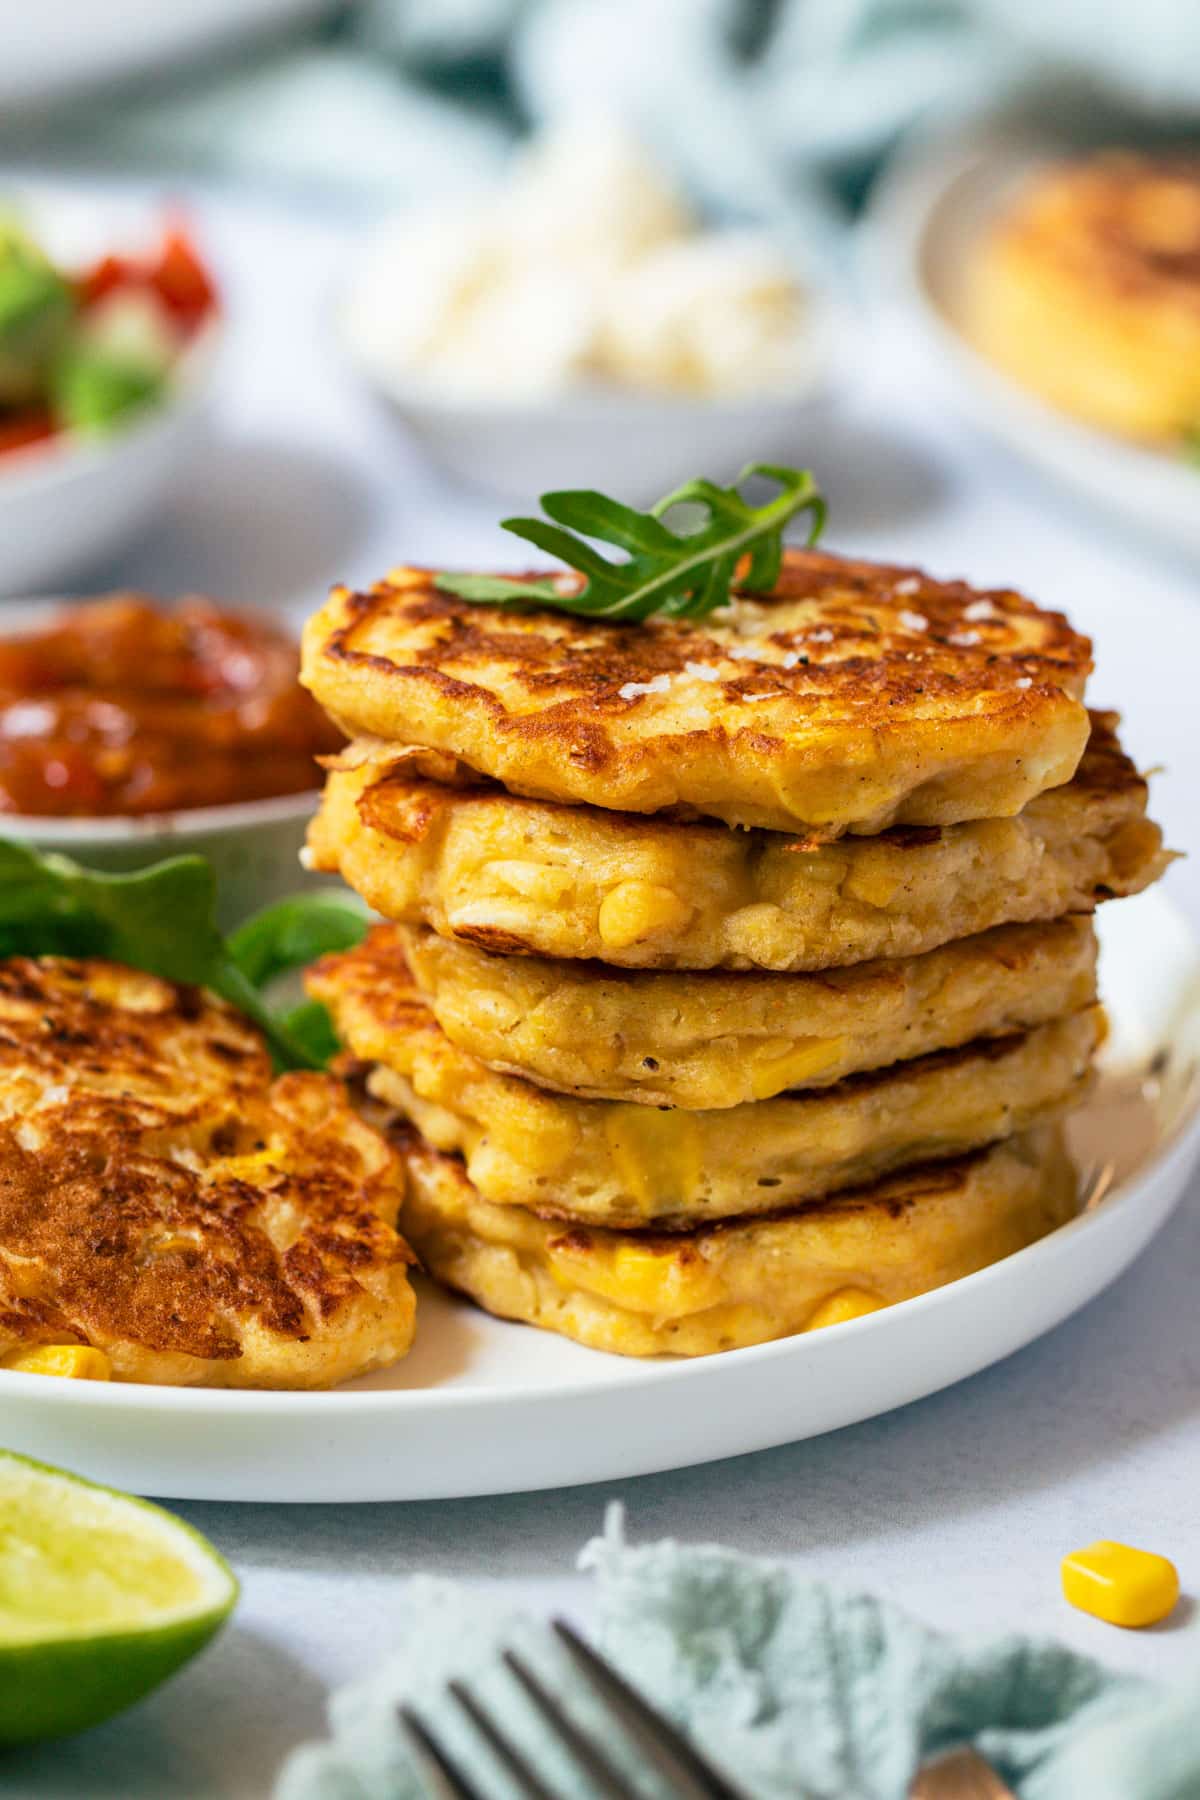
[0, 594, 341, 925]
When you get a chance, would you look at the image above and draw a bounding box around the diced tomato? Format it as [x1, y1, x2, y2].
[0, 409, 55, 456]
[150, 228, 217, 326]
[77, 253, 140, 310]
[78, 226, 217, 331]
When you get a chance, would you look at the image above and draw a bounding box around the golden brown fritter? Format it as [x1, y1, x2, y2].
[397, 1127, 1079, 1357]
[309, 942, 1101, 1229]
[301, 549, 1092, 837]
[0, 959, 415, 1387]
[966, 153, 1200, 444]
[392, 915, 1098, 1106]
[306, 711, 1168, 972]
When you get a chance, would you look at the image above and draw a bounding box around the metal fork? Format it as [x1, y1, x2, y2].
[397, 1616, 1017, 1800]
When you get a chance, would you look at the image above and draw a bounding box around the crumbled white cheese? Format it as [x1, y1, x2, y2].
[807, 628, 834, 643]
[728, 643, 764, 661]
[344, 121, 812, 401]
[683, 661, 721, 682]
[894, 576, 921, 595]
[963, 599, 995, 622]
[602, 233, 814, 395]
[898, 610, 928, 632]
[781, 651, 802, 668]
[298, 846, 316, 871]
[1015, 676, 1032, 689]
[948, 630, 981, 647]
[618, 674, 672, 700]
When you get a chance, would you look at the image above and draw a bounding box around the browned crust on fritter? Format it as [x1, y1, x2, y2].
[309, 926, 1085, 1090]
[352, 707, 1137, 858]
[995, 153, 1200, 308]
[310, 930, 1103, 1230]
[309, 939, 436, 1043]
[338, 913, 1093, 1021]
[302, 548, 1092, 834]
[391, 1124, 1028, 1245]
[0, 1077, 409, 1362]
[0, 959, 413, 1378]
[304, 709, 1168, 976]
[317, 550, 1089, 720]
[0, 955, 271, 1104]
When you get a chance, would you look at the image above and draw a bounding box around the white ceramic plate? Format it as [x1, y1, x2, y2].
[3, 888, 1197, 1504]
[864, 128, 1200, 561]
[0, 598, 322, 928]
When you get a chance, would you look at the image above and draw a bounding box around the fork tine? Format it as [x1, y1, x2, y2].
[552, 1620, 748, 1800]
[448, 1677, 562, 1800]
[399, 1703, 486, 1800]
[502, 1647, 636, 1800]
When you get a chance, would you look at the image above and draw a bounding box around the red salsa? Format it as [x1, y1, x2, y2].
[0, 596, 341, 817]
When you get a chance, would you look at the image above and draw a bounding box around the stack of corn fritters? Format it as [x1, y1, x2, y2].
[301, 548, 1170, 1358]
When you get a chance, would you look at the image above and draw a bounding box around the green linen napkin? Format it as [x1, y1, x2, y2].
[20, 2, 1200, 231]
[276, 1508, 1197, 1800]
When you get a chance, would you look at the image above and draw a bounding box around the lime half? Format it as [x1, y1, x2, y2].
[0, 1449, 238, 1745]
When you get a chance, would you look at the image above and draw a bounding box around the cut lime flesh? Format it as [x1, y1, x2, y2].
[0, 1449, 237, 1744]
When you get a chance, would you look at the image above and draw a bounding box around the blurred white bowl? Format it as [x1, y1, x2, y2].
[0, 598, 321, 929]
[356, 370, 835, 504]
[342, 298, 837, 503]
[0, 322, 218, 598]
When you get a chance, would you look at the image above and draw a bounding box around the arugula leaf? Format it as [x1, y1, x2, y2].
[0, 839, 369, 1072]
[275, 998, 344, 1069]
[0, 841, 225, 982]
[435, 462, 825, 622]
[228, 890, 370, 989]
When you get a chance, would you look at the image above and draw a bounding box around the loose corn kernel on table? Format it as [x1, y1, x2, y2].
[1062, 1542, 1181, 1630]
[7, 186, 1200, 1800]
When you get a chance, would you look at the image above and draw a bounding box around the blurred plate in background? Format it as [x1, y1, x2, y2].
[865, 127, 1200, 561]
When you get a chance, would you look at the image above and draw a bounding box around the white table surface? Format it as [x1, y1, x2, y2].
[4, 186, 1200, 1800]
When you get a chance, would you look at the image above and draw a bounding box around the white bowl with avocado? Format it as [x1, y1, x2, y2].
[0, 187, 221, 595]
